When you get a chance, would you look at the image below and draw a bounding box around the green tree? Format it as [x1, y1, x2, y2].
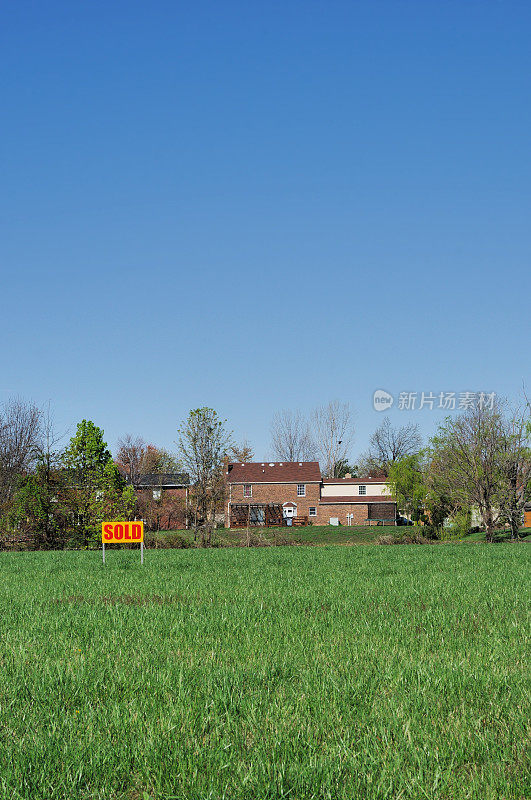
[332, 458, 357, 478]
[11, 454, 67, 548]
[387, 453, 427, 523]
[63, 420, 131, 545]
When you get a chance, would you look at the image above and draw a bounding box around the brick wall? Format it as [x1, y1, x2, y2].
[227, 481, 396, 528]
[314, 503, 369, 526]
[135, 487, 188, 530]
[228, 481, 321, 519]
[314, 503, 396, 526]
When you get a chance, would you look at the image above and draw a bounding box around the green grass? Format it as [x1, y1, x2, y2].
[165, 524, 392, 546]
[0, 545, 529, 799]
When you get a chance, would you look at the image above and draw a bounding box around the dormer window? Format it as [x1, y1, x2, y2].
[358, 485, 366, 495]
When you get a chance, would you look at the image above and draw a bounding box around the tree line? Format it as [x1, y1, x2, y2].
[0, 402, 234, 549]
[388, 399, 531, 541]
[269, 397, 531, 540]
[1, 395, 529, 548]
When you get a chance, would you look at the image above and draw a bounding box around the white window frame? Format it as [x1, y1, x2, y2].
[297, 484, 306, 497]
[309, 507, 317, 517]
[243, 484, 252, 498]
[153, 488, 162, 500]
[358, 485, 367, 496]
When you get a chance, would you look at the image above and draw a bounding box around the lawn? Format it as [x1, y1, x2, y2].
[153, 524, 393, 547]
[0, 544, 529, 800]
[153, 524, 531, 547]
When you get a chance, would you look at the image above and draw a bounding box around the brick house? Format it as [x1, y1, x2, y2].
[226, 462, 396, 527]
[317, 476, 396, 525]
[226, 461, 322, 527]
[134, 472, 190, 530]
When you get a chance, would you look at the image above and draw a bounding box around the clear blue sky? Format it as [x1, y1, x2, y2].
[2, 0, 530, 461]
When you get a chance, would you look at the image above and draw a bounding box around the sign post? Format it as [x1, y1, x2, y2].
[101, 521, 144, 564]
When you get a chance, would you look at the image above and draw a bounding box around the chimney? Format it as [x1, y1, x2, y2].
[345, 473, 351, 479]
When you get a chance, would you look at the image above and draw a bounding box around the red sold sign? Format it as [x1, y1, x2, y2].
[102, 521, 144, 543]
[101, 521, 144, 564]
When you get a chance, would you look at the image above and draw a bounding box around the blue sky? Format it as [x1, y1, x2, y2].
[1, 0, 530, 461]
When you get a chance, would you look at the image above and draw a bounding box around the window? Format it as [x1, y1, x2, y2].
[243, 484, 252, 498]
[358, 485, 366, 495]
[297, 484, 306, 497]
[153, 488, 162, 500]
[309, 507, 317, 517]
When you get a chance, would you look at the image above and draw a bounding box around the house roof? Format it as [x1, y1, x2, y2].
[319, 495, 396, 504]
[322, 476, 388, 484]
[226, 461, 322, 483]
[135, 473, 189, 488]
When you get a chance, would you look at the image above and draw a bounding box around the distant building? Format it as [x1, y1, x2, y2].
[225, 462, 396, 527]
[134, 473, 190, 530]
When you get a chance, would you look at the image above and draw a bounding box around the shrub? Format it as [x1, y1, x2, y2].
[376, 532, 430, 545]
[144, 532, 192, 549]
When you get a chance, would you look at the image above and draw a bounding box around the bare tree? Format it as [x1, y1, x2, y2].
[429, 402, 506, 542]
[311, 400, 354, 478]
[228, 439, 254, 463]
[497, 399, 531, 539]
[16, 403, 67, 548]
[270, 410, 315, 462]
[358, 417, 422, 476]
[116, 434, 147, 484]
[177, 408, 232, 546]
[0, 397, 42, 510]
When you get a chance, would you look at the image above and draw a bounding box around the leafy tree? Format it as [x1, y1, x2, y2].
[332, 458, 357, 478]
[11, 461, 67, 548]
[387, 453, 427, 523]
[177, 408, 231, 546]
[64, 420, 112, 474]
[0, 397, 42, 515]
[9, 404, 68, 548]
[63, 420, 130, 545]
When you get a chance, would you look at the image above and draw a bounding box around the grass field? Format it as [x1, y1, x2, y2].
[0, 544, 529, 800]
[153, 524, 531, 547]
[153, 524, 389, 547]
